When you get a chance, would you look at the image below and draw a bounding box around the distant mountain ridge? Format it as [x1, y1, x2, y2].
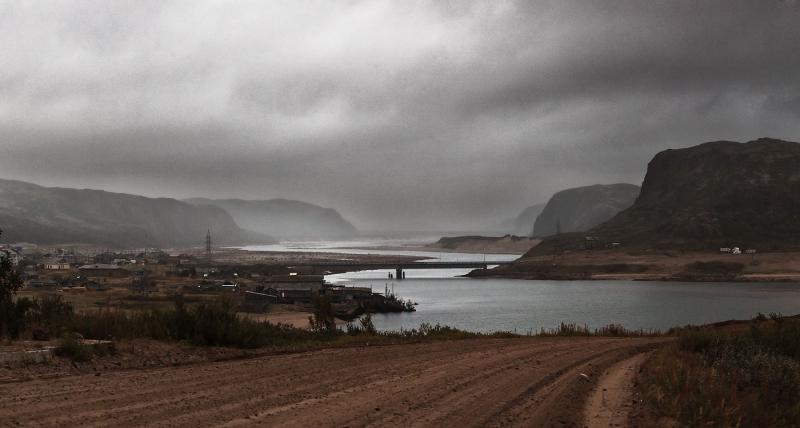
[0, 178, 268, 247]
[533, 183, 640, 237]
[184, 198, 358, 240]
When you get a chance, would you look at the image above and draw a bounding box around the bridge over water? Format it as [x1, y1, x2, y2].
[305, 260, 514, 279]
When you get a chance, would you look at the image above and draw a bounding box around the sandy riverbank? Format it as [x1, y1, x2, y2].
[242, 309, 347, 329]
[469, 250, 800, 282]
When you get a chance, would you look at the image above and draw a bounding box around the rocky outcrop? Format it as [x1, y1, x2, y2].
[588, 138, 800, 250]
[527, 137, 800, 254]
[533, 184, 640, 237]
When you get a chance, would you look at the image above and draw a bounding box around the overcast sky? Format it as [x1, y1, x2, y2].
[1, 1, 799, 231]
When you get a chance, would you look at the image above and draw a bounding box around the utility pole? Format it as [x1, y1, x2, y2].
[205, 229, 212, 264]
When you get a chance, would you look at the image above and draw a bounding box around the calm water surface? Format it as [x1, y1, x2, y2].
[243, 240, 800, 332]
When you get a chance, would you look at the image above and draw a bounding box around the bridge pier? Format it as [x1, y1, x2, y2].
[396, 267, 403, 280]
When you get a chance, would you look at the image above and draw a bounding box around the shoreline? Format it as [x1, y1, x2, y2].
[340, 244, 526, 255]
[467, 250, 800, 283]
[467, 271, 800, 283]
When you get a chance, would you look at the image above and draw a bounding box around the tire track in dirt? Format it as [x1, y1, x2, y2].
[0, 337, 670, 427]
[2, 343, 488, 425]
[583, 352, 650, 427]
[237, 340, 600, 427]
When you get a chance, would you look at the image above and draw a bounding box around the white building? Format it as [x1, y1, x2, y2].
[44, 259, 71, 270]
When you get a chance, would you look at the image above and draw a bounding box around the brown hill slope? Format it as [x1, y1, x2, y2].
[527, 137, 800, 254]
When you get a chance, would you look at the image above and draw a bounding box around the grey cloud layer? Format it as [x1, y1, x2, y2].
[1, 0, 798, 230]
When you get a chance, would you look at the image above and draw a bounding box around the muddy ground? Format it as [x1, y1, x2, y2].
[0, 336, 669, 427]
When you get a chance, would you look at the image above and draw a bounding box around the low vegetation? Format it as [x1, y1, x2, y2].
[684, 260, 745, 274]
[1, 287, 509, 356]
[638, 314, 800, 426]
[537, 322, 660, 337]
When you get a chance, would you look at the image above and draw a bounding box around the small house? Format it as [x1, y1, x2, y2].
[78, 264, 129, 278]
[263, 274, 324, 292]
[28, 278, 59, 288]
[85, 281, 109, 291]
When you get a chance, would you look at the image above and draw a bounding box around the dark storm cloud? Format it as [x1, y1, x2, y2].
[1, 0, 799, 230]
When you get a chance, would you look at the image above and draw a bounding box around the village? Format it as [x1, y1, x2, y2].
[0, 243, 415, 329]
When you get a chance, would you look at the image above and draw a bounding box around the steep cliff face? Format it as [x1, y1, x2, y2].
[184, 198, 358, 240]
[533, 184, 640, 237]
[587, 137, 800, 249]
[512, 203, 546, 236]
[0, 179, 266, 247]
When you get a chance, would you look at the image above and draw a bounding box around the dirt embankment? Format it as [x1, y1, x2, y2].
[0, 336, 668, 427]
[426, 235, 540, 254]
[469, 250, 800, 282]
[0, 339, 259, 384]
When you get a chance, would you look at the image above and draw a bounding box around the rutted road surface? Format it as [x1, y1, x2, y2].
[0, 337, 669, 427]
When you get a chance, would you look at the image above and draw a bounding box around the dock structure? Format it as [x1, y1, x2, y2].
[305, 260, 513, 279]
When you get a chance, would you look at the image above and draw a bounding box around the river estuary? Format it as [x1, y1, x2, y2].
[242, 240, 800, 333]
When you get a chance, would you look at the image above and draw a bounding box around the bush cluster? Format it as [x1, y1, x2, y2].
[640, 315, 800, 426]
[71, 297, 321, 348]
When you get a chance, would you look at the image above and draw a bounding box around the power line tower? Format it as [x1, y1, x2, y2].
[205, 229, 212, 264]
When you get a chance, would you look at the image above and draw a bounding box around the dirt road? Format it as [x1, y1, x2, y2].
[0, 337, 668, 427]
[583, 352, 650, 427]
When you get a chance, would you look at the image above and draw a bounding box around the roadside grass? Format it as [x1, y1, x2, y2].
[638, 314, 800, 426]
[536, 322, 660, 337]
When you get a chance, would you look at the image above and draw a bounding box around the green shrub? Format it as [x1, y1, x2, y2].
[346, 313, 377, 336]
[309, 296, 336, 333]
[31, 295, 75, 338]
[55, 333, 93, 362]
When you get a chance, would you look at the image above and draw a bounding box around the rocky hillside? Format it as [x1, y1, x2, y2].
[184, 198, 358, 240]
[0, 178, 266, 247]
[533, 184, 640, 237]
[593, 138, 800, 249]
[511, 203, 546, 236]
[528, 137, 800, 254]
